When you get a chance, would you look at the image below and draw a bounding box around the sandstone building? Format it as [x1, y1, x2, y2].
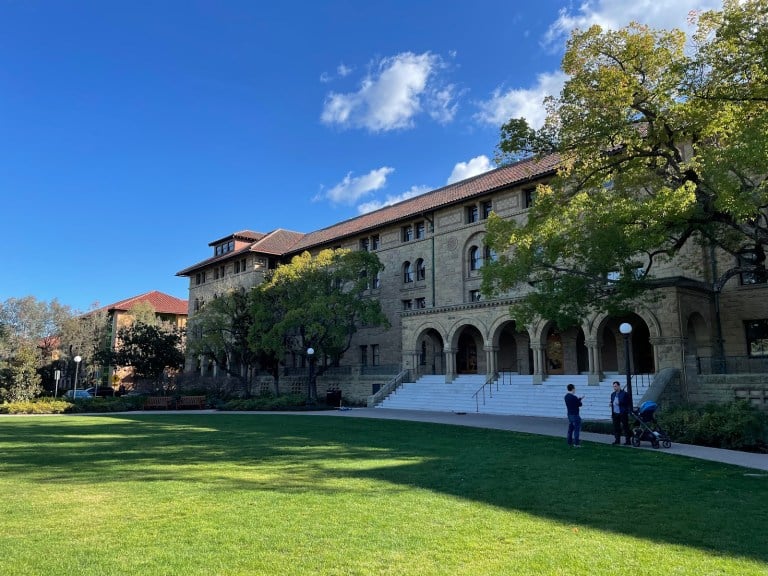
[177, 156, 768, 411]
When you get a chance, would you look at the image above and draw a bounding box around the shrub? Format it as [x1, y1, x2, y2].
[659, 401, 768, 452]
[221, 393, 317, 411]
[1, 398, 71, 414]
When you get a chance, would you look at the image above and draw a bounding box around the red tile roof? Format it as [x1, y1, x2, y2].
[101, 291, 188, 316]
[176, 153, 559, 275]
[208, 230, 264, 246]
[290, 154, 559, 252]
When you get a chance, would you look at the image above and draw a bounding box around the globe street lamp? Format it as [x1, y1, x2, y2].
[619, 323, 633, 411]
[73, 355, 82, 398]
[306, 348, 316, 406]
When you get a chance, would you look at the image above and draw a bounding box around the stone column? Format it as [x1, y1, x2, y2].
[586, 339, 601, 385]
[445, 348, 457, 382]
[531, 343, 544, 384]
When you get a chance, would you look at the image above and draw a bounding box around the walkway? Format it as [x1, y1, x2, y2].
[321, 407, 768, 472]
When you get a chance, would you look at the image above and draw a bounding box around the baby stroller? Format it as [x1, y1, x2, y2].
[630, 401, 672, 449]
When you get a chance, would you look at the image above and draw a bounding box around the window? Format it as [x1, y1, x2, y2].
[360, 345, 368, 366]
[195, 271, 207, 285]
[746, 320, 768, 356]
[402, 299, 413, 310]
[466, 205, 479, 223]
[372, 272, 381, 289]
[415, 221, 425, 239]
[415, 297, 426, 309]
[524, 187, 536, 208]
[214, 265, 226, 280]
[403, 262, 414, 283]
[739, 249, 767, 285]
[402, 226, 413, 242]
[360, 238, 370, 252]
[469, 246, 482, 271]
[416, 258, 426, 281]
[234, 258, 247, 274]
[482, 200, 493, 219]
[371, 344, 380, 366]
[371, 235, 380, 250]
[469, 290, 482, 302]
[484, 245, 497, 263]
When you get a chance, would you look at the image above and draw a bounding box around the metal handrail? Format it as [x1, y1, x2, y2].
[367, 369, 410, 407]
[472, 372, 499, 412]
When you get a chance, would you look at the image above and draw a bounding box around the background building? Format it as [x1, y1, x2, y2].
[177, 157, 768, 415]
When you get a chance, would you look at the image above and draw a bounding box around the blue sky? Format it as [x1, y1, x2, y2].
[0, 0, 720, 312]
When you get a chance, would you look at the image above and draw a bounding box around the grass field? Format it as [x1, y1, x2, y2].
[0, 413, 766, 575]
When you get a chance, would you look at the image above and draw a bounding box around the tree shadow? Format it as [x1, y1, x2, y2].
[1, 413, 766, 564]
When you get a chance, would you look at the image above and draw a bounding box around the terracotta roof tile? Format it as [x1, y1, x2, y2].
[208, 230, 264, 246]
[177, 153, 559, 274]
[289, 154, 559, 252]
[101, 291, 188, 316]
[250, 229, 305, 255]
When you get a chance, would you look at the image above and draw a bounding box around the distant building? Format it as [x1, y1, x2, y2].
[98, 291, 188, 388]
[177, 156, 768, 410]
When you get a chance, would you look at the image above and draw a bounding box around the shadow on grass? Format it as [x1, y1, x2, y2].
[1, 413, 766, 563]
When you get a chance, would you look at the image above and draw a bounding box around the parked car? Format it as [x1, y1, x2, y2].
[86, 386, 117, 398]
[65, 389, 93, 399]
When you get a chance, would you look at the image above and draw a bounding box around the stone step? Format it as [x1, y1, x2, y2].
[377, 373, 653, 419]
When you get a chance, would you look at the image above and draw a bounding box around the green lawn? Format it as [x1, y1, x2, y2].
[0, 414, 766, 575]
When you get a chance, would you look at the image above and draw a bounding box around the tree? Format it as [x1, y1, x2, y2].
[0, 296, 73, 395]
[58, 307, 112, 386]
[255, 249, 389, 402]
[483, 0, 768, 329]
[110, 322, 185, 390]
[189, 290, 263, 394]
[0, 342, 43, 402]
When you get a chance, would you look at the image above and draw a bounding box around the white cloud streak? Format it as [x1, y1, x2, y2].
[322, 167, 395, 205]
[321, 52, 456, 132]
[475, 0, 722, 129]
[357, 185, 431, 214]
[447, 155, 493, 184]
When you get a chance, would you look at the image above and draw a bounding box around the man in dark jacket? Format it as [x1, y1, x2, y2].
[564, 383, 583, 447]
[610, 381, 632, 445]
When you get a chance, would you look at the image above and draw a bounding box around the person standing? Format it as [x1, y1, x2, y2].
[610, 381, 632, 445]
[564, 383, 583, 447]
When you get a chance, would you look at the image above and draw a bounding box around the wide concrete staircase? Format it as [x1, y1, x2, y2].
[376, 373, 652, 420]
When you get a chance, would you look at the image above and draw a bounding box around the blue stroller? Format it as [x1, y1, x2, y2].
[630, 401, 672, 449]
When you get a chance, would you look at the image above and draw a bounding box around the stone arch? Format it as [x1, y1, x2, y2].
[597, 312, 656, 375]
[413, 327, 445, 377]
[490, 319, 532, 374]
[684, 311, 711, 358]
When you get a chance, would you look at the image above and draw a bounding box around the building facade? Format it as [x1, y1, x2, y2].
[177, 156, 768, 405]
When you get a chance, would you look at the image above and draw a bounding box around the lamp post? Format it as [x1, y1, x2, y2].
[306, 347, 316, 406]
[619, 323, 633, 411]
[73, 355, 82, 398]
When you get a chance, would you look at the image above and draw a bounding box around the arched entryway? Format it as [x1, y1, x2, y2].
[415, 328, 444, 377]
[601, 314, 656, 375]
[496, 321, 532, 374]
[456, 326, 484, 374]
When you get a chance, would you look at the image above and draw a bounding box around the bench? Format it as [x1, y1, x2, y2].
[177, 395, 207, 410]
[144, 396, 173, 410]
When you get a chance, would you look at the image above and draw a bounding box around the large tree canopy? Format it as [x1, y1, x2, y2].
[255, 249, 389, 401]
[483, 0, 768, 328]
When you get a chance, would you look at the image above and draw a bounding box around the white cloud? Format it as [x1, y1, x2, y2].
[447, 155, 493, 184]
[321, 52, 456, 132]
[474, 71, 567, 129]
[322, 167, 395, 205]
[337, 63, 353, 77]
[357, 185, 431, 214]
[544, 0, 722, 47]
[475, 1, 721, 130]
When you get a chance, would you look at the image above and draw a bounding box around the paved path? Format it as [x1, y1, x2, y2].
[317, 407, 768, 472]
